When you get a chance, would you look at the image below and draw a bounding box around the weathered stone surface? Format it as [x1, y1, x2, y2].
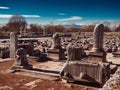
[47, 48, 65, 61]
[102, 69, 120, 90]
[10, 32, 17, 59]
[11, 48, 32, 70]
[0, 47, 9, 59]
[92, 24, 104, 52]
[88, 51, 106, 62]
[47, 33, 65, 61]
[66, 43, 83, 61]
[110, 64, 118, 74]
[60, 61, 110, 85]
[88, 24, 106, 62]
[51, 33, 61, 49]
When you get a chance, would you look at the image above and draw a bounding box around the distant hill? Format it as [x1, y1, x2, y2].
[63, 24, 84, 28]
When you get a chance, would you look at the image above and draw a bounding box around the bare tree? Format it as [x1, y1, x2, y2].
[113, 24, 120, 32]
[7, 14, 27, 35]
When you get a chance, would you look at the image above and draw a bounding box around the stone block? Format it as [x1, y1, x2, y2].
[60, 61, 110, 85]
[88, 51, 106, 62]
[47, 48, 65, 61]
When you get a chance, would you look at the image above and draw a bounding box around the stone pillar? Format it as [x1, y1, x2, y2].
[10, 32, 17, 59]
[51, 32, 61, 49]
[92, 24, 104, 52]
[89, 24, 106, 62]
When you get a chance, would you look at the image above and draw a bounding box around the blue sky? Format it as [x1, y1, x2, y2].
[0, 0, 120, 25]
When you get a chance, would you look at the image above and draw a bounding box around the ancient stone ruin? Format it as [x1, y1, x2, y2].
[0, 23, 119, 89]
[10, 32, 17, 59]
[47, 33, 65, 61]
[92, 24, 104, 52]
[60, 24, 111, 86]
[88, 24, 106, 62]
[66, 42, 83, 61]
[60, 61, 110, 85]
[51, 32, 61, 49]
[11, 48, 32, 70]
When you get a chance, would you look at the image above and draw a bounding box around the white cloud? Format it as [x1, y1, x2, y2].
[0, 14, 11, 18]
[57, 16, 82, 21]
[22, 15, 40, 18]
[0, 6, 10, 9]
[0, 14, 40, 18]
[58, 13, 66, 16]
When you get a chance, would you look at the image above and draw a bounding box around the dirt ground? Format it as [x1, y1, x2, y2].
[0, 52, 119, 90]
[0, 59, 98, 90]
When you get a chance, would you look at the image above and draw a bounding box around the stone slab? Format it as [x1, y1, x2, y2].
[47, 48, 65, 61]
[88, 51, 106, 62]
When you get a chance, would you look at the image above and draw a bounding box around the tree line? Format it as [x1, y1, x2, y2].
[0, 22, 120, 36]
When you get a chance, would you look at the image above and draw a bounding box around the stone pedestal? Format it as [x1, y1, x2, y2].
[88, 51, 106, 62]
[10, 32, 17, 59]
[47, 48, 65, 61]
[88, 24, 106, 63]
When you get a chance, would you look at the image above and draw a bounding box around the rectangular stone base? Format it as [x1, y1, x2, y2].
[61, 61, 110, 85]
[88, 51, 106, 62]
[47, 48, 65, 61]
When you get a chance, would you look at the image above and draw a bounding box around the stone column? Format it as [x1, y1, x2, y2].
[51, 32, 61, 49]
[89, 24, 106, 62]
[92, 24, 104, 52]
[10, 32, 17, 59]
